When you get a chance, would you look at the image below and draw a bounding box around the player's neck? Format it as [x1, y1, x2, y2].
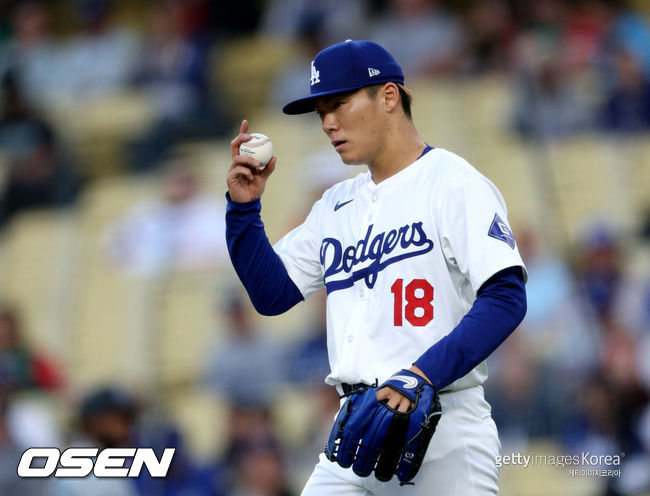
[368, 122, 425, 184]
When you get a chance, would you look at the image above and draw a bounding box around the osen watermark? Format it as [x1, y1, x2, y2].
[17, 447, 176, 478]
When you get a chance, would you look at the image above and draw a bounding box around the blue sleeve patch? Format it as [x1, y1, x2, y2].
[488, 213, 515, 249]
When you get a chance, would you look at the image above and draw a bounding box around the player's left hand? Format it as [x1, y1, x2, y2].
[326, 368, 442, 484]
[376, 365, 432, 412]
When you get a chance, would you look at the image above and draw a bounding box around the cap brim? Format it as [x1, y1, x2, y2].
[282, 84, 369, 115]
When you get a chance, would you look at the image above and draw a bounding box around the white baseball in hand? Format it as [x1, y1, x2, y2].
[240, 133, 273, 169]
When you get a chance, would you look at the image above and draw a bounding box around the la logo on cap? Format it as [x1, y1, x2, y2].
[310, 61, 320, 86]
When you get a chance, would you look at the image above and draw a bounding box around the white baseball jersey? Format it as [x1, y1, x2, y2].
[274, 148, 527, 391]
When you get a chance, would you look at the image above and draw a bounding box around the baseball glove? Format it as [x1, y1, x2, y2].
[325, 369, 442, 485]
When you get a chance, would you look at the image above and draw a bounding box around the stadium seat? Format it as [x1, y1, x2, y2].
[546, 137, 635, 243]
[69, 176, 158, 388]
[45, 91, 156, 179]
[211, 36, 300, 118]
[617, 135, 650, 227]
[0, 210, 78, 365]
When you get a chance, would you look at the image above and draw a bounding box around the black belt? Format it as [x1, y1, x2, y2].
[341, 382, 367, 395]
[341, 382, 454, 396]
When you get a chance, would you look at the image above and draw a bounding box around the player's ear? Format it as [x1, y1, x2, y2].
[382, 83, 399, 113]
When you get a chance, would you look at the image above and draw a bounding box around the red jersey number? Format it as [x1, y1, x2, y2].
[390, 279, 434, 326]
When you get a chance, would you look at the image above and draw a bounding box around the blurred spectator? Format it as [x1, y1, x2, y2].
[565, 374, 620, 455]
[488, 227, 604, 445]
[104, 162, 227, 277]
[267, 12, 325, 112]
[127, 0, 229, 172]
[566, 371, 650, 495]
[135, 419, 227, 496]
[512, 0, 567, 62]
[0, 389, 50, 495]
[562, 0, 609, 70]
[260, 0, 367, 47]
[574, 223, 624, 325]
[135, 1, 209, 126]
[0, 1, 62, 108]
[0, 303, 63, 391]
[511, 56, 591, 139]
[487, 333, 564, 448]
[611, 213, 650, 335]
[599, 49, 650, 132]
[51, 385, 139, 496]
[230, 434, 294, 496]
[59, 387, 226, 496]
[287, 291, 329, 387]
[222, 403, 274, 471]
[515, 227, 599, 375]
[212, 402, 277, 493]
[509, 0, 595, 139]
[599, 0, 650, 81]
[206, 0, 262, 36]
[204, 295, 285, 408]
[0, 4, 12, 43]
[640, 334, 650, 410]
[53, 0, 139, 103]
[77, 385, 138, 448]
[0, 72, 80, 229]
[599, 321, 642, 389]
[559, 222, 650, 494]
[462, 0, 516, 74]
[367, 0, 464, 78]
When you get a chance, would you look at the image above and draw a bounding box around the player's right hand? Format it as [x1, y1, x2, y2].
[227, 119, 276, 203]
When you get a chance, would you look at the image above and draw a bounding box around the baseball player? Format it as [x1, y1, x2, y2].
[225, 40, 527, 495]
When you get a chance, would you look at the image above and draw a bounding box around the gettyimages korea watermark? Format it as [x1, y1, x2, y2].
[495, 451, 625, 478]
[17, 447, 176, 478]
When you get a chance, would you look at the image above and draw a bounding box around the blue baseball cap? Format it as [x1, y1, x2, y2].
[282, 40, 405, 115]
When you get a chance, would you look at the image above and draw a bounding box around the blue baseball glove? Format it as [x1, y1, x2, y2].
[325, 369, 442, 485]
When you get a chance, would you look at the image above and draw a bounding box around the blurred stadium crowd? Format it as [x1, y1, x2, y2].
[0, 0, 649, 495]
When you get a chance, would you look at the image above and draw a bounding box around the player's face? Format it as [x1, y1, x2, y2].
[314, 89, 385, 165]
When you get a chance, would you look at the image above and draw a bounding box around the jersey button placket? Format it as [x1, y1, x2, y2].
[366, 191, 380, 224]
[360, 190, 378, 309]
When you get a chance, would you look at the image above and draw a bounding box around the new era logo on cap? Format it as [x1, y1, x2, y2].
[282, 40, 405, 115]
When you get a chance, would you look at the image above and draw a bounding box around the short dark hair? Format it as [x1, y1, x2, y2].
[364, 83, 413, 120]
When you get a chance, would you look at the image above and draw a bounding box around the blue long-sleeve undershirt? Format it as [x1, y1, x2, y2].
[225, 193, 304, 315]
[413, 266, 527, 390]
[225, 194, 527, 389]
